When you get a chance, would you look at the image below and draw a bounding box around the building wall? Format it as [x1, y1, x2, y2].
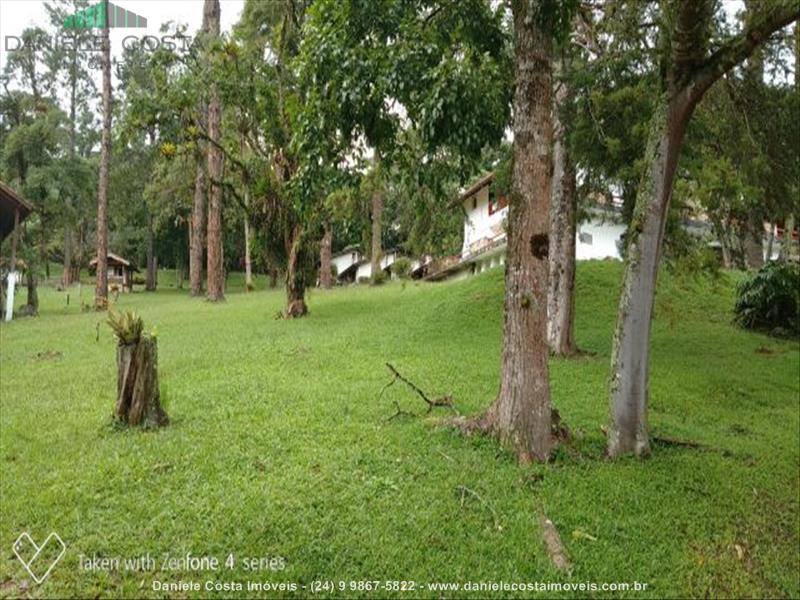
[462, 186, 507, 256]
[576, 220, 627, 260]
[461, 183, 625, 263]
[355, 251, 400, 282]
[332, 250, 361, 277]
[356, 262, 372, 281]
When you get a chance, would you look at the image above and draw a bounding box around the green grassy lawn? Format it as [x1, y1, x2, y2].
[1, 262, 798, 599]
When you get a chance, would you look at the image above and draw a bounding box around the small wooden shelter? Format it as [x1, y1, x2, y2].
[89, 252, 139, 293]
[1, 181, 34, 321]
[0, 181, 34, 245]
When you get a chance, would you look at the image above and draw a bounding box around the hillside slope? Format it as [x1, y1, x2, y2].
[1, 262, 798, 598]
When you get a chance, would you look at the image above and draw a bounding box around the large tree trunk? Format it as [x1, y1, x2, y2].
[145, 211, 156, 291]
[547, 58, 578, 357]
[466, 1, 555, 464]
[606, 0, 798, 459]
[370, 152, 383, 284]
[742, 0, 766, 271]
[744, 216, 764, 270]
[189, 163, 205, 296]
[320, 220, 333, 289]
[284, 224, 308, 318]
[608, 96, 691, 458]
[204, 0, 224, 302]
[94, 5, 111, 310]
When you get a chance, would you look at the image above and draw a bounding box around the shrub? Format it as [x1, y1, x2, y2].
[357, 276, 370, 285]
[391, 257, 412, 279]
[733, 261, 799, 337]
[371, 270, 388, 286]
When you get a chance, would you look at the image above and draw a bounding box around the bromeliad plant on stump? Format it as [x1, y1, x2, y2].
[107, 311, 168, 428]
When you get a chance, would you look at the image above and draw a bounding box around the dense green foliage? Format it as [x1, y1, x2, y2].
[1, 263, 798, 598]
[734, 261, 800, 336]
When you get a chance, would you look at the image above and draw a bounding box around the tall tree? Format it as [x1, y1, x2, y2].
[44, 0, 96, 287]
[461, 0, 569, 463]
[547, 53, 578, 356]
[607, 1, 799, 458]
[204, 0, 224, 301]
[94, 0, 112, 309]
[297, 0, 511, 298]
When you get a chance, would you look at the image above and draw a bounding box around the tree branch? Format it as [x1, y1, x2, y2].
[687, 2, 799, 103]
[379, 363, 456, 416]
[195, 130, 249, 175]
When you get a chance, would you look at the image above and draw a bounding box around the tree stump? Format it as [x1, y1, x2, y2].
[109, 312, 168, 427]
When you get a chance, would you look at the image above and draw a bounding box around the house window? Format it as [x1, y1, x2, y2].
[488, 187, 508, 215]
[579, 232, 593, 245]
[472, 197, 477, 210]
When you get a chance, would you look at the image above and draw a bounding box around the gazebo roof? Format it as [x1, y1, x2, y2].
[89, 252, 140, 271]
[0, 181, 35, 242]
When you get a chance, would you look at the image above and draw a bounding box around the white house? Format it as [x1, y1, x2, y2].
[355, 249, 401, 281]
[428, 172, 626, 280]
[331, 245, 363, 283]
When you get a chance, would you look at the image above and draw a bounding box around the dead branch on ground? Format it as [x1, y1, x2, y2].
[380, 362, 457, 419]
[539, 512, 572, 573]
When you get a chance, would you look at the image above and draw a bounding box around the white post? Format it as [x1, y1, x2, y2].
[4, 271, 16, 321]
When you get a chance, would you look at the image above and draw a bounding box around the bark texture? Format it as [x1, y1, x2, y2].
[473, 1, 555, 463]
[204, 0, 224, 302]
[744, 217, 765, 269]
[115, 337, 168, 427]
[320, 220, 333, 289]
[94, 11, 111, 309]
[284, 224, 308, 318]
[547, 58, 578, 356]
[608, 98, 689, 458]
[189, 163, 205, 296]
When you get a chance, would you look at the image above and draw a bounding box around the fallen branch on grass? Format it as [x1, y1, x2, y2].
[379, 362, 456, 418]
[539, 512, 572, 573]
[651, 435, 703, 449]
[385, 400, 415, 422]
